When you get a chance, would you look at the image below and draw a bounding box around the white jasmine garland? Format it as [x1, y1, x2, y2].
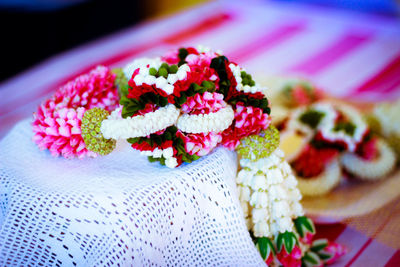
[101, 104, 180, 139]
[237, 148, 303, 238]
[176, 105, 234, 134]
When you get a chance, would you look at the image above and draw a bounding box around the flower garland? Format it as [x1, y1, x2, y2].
[236, 126, 346, 266]
[32, 47, 348, 266]
[100, 46, 271, 167]
[271, 79, 397, 196]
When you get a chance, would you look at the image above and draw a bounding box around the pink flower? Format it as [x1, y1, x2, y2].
[181, 92, 226, 114]
[32, 66, 118, 159]
[221, 103, 271, 150]
[276, 245, 302, 267]
[323, 241, 347, 265]
[300, 232, 315, 245]
[181, 131, 222, 157]
[161, 47, 199, 64]
[291, 85, 312, 106]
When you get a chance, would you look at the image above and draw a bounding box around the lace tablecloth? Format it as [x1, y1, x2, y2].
[0, 119, 263, 266]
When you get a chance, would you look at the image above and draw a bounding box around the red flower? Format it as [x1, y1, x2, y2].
[276, 245, 302, 267]
[265, 252, 275, 266]
[292, 145, 339, 177]
[356, 136, 377, 160]
[221, 103, 271, 150]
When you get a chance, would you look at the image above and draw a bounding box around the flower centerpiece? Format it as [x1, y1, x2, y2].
[32, 46, 347, 266]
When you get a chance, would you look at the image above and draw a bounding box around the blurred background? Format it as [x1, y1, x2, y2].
[1, 0, 399, 83]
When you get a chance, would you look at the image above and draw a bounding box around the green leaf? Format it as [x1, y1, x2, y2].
[302, 251, 321, 266]
[333, 121, 356, 136]
[256, 237, 271, 259]
[318, 251, 333, 261]
[177, 95, 187, 105]
[201, 80, 215, 91]
[299, 109, 325, 129]
[148, 156, 157, 162]
[178, 48, 189, 62]
[276, 232, 297, 253]
[127, 137, 140, 144]
[310, 239, 328, 252]
[294, 216, 315, 238]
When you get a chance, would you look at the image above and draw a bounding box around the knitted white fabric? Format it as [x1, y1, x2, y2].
[0, 119, 264, 266]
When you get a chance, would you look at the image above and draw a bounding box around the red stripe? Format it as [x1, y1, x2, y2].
[352, 52, 400, 95]
[314, 223, 347, 241]
[385, 250, 400, 267]
[345, 238, 373, 267]
[228, 22, 306, 63]
[289, 32, 373, 75]
[343, 202, 398, 266]
[0, 12, 233, 118]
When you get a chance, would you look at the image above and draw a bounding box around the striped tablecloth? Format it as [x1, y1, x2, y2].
[1, 0, 399, 265]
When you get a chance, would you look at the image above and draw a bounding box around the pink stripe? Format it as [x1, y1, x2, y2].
[351, 52, 400, 95]
[0, 12, 233, 118]
[289, 31, 374, 76]
[228, 21, 307, 63]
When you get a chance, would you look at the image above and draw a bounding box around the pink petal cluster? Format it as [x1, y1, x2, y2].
[221, 103, 271, 150]
[181, 131, 222, 156]
[324, 241, 348, 265]
[181, 92, 226, 115]
[276, 245, 302, 267]
[186, 52, 220, 86]
[32, 66, 118, 159]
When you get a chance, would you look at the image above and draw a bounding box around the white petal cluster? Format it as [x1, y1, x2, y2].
[140, 146, 178, 168]
[228, 63, 264, 94]
[123, 58, 190, 95]
[236, 148, 304, 238]
[177, 105, 234, 134]
[100, 104, 180, 139]
[288, 102, 368, 152]
[287, 102, 337, 137]
[123, 57, 163, 79]
[322, 103, 367, 152]
[341, 138, 396, 181]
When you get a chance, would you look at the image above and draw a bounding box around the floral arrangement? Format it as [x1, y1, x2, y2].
[34, 46, 271, 168]
[269, 80, 397, 196]
[32, 47, 348, 266]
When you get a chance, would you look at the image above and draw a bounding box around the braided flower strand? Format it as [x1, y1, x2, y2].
[236, 126, 347, 266]
[32, 66, 119, 158]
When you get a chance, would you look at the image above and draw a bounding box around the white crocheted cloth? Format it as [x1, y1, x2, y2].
[0, 119, 264, 266]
